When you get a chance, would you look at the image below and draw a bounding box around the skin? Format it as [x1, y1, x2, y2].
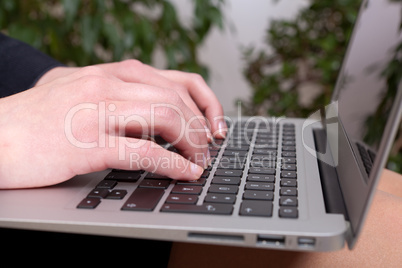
[0, 60, 227, 189]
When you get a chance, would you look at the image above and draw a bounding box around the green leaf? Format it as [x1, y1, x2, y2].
[62, 0, 80, 29]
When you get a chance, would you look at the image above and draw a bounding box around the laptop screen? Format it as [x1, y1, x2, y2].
[330, 0, 402, 247]
[333, 0, 401, 153]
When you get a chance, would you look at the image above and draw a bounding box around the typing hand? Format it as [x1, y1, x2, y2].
[0, 62, 226, 189]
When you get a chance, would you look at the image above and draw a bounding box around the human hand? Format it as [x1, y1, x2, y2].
[0, 64, 225, 189]
[36, 60, 227, 140]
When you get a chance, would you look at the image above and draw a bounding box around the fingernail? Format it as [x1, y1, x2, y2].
[204, 125, 213, 141]
[218, 120, 227, 137]
[206, 150, 211, 166]
[191, 163, 204, 178]
[201, 150, 210, 169]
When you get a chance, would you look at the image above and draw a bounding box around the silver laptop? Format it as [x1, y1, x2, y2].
[1, 0, 401, 252]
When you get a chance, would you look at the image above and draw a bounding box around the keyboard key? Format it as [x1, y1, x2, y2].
[217, 162, 245, 170]
[253, 149, 277, 155]
[208, 185, 239, 194]
[281, 164, 296, 171]
[220, 156, 246, 163]
[279, 197, 298, 206]
[279, 207, 298, 218]
[281, 152, 296, 157]
[215, 169, 243, 177]
[87, 188, 109, 198]
[161, 203, 233, 215]
[96, 180, 117, 189]
[282, 141, 296, 146]
[248, 168, 276, 175]
[223, 150, 248, 157]
[212, 138, 224, 145]
[255, 138, 275, 144]
[280, 187, 298, 196]
[77, 197, 101, 209]
[247, 174, 275, 182]
[283, 123, 295, 128]
[139, 179, 171, 189]
[171, 185, 203, 195]
[106, 189, 127, 200]
[281, 171, 297, 178]
[205, 193, 237, 204]
[228, 139, 250, 147]
[145, 173, 169, 179]
[254, 144, 277, 150]
[239, 200, 273, 217]
[225, 145, 249, 151]
[282, 157, 296, 164]
[245, 182, 274, 191]
[282, 135, 295, 141]
[212, 177, 241, 185]
[121, 188, 165, 211]
[176, 177, 206, 186]
[104, 171, 141, 182]
[243, 190, 274, 201]
[200, 170, 210, 178]
[280, 179, 297, 187]
[250, 160, 276, 168]
[282, 146, 296, 152]
[165, 194, 198, 204]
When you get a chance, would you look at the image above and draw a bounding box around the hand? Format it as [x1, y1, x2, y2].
[0, 63, 226, 189]
[36, 60, 228, 140]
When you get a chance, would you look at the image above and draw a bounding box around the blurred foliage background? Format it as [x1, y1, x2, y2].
[0, 0, 400, 172]
[241, 0, 360, 117]
[0, 0, 225, 79]
[241, 0, 401, 172]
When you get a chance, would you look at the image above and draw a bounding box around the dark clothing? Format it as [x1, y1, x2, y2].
[0, 33, 63, 98]
[0, 34, 173, 264]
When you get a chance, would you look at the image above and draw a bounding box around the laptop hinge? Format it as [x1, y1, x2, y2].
[313, 128, 349, 220]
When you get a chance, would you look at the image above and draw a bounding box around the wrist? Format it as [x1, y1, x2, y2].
[34, 66, 79, 86]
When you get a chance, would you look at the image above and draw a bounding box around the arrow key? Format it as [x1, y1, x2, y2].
[279, 197, 298, 206]
[239, 200, 273, 217]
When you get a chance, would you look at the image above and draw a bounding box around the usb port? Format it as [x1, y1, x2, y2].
[257, 235, 285, 247]
[298, 237, 316, 248]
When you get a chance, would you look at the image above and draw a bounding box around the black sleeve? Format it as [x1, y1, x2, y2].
[0, 33, 64, 98]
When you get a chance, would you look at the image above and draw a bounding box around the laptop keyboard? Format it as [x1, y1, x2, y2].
[77, 121, 299, 219]
[356, 142, 376, 176]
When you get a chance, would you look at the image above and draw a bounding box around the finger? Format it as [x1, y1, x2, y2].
[58, 71, 210, 166]
[104, 100, 210, 167]
[155, 70, 227, 139]
[96, 138, 205, 181]
[98, 61, 213, 137]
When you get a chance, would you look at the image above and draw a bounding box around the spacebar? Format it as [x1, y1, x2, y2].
[121, 188, 164, 211]
[160, 203, 233, 215]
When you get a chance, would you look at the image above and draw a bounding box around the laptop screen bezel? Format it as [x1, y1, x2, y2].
[327, 0, 402, 248]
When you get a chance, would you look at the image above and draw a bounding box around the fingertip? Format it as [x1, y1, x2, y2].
[190, 162, 204, 179]
[204, 125, 213, 143]
[213, 119, 228, 139]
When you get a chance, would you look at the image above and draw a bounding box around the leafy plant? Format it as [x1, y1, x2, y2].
[0, 0, 225, 79]
[241, 0, 401, 172]
[241, 0, 360, 117]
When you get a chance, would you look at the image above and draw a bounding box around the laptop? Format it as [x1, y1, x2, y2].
[0, 0, 401, 252]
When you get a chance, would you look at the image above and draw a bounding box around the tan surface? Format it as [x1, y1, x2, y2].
[169, 169, 402, 268]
